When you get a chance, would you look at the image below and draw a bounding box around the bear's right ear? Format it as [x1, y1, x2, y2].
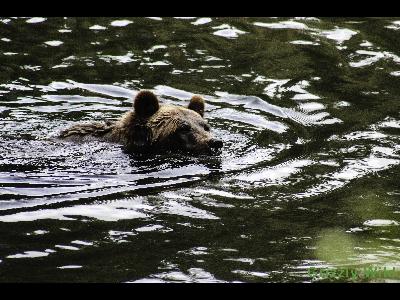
[133, 90, 160, 119]
[188, 95, 205, 117]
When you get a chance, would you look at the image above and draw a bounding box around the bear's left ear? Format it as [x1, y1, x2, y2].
[188, 95, 205, 117]
[134, 90, 160, 119]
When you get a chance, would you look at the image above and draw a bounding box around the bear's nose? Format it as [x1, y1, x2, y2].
[208, 138, 223, 149]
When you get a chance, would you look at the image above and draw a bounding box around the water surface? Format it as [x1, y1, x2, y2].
[1, 17, 400, 282]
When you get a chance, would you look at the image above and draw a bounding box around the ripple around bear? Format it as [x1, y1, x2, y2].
[59, 90, 223, 154]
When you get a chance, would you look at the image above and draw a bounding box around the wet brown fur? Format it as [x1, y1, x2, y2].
[59, 91, 219, 152]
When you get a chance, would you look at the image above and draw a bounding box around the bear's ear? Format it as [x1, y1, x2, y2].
[188, 95, 205, 117]
[134, 90, 160, 119]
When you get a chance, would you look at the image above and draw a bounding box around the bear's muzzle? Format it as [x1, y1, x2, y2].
[208, 138, 223, 149]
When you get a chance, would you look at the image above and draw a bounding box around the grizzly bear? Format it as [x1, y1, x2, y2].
[59, 90, 223, 154]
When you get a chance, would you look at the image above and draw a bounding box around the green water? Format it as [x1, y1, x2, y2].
[0, 17, 400, 282]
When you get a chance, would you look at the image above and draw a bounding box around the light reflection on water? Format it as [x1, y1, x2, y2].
[0, 17, 400, 282]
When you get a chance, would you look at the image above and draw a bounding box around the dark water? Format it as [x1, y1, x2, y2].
[1, 17, 400, 282]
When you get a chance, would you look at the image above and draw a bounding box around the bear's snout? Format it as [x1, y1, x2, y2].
[208, 138, 223, 149]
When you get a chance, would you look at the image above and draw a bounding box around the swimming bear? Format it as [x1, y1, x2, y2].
[59, 90, 223, 154]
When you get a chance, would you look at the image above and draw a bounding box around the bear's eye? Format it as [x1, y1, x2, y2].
[180, 123, 191, 132]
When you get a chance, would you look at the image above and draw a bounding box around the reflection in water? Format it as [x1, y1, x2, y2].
[0, 17, 400, 282]
[314, 228, 356, 264]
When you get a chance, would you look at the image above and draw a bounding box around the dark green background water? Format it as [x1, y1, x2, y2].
[0, 17, 400, 282]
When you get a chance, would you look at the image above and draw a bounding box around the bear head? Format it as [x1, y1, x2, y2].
[132, 90, 223, 154]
